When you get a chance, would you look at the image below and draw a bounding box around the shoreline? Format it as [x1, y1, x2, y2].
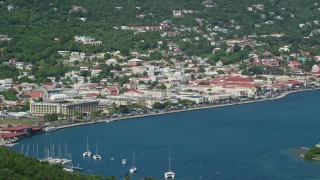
[55, 87, 320, 130]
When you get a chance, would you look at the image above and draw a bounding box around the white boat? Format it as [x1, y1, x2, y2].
[44, 126, 56, 132]
[93, 141, 101, 160]
[122, 159, 127, 165]
[129, 150, 137, 173]
[316, 142, 320, 148]
[63, 167, 74, 173]
[164, 149, 175, 179]
[63, 154, 74, 173]
[3, 143, 16, 147]
[71, 164, 83, 171]
[83, 137, 91, 157]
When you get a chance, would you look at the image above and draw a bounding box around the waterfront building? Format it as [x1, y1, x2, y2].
[178, 95, 207, 104]
[30, 100, 99, 117]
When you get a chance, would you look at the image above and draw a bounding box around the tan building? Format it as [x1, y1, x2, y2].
[30, 100, 99, 117]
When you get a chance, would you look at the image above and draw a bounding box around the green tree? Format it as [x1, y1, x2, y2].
[304, 152, 315, 160]
[44, 113, 59, 121]
[118, 105, 130, 113]
[152, 102, 165, 109]
[198, 82, 209, 85]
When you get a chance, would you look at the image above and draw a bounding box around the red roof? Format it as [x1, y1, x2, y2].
[26, 90, 44, 99]
[140, 75, 150, 78]
[92, 66, 102, 70]
[290, 61, 301, 65]
[0, 132, 27, 138]
[86, 93, 99, 97]
[32, 127, 44, 131]
[42, 82, 53, 86]
[287, 80, 304, 85]
[3, 125, 32, 131]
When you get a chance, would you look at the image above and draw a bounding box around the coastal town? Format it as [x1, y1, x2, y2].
[2, 1, 320, 145]
[2, 0, 320, 179]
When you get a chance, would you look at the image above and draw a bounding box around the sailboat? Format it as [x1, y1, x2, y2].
[83, 136, 91, 157]
[93, 141, 101, 160]
[129, 150, 137, 173]
[63, 154, 74, 173]
[164, 149, 175, 179]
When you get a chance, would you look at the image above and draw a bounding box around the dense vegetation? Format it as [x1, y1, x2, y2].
[1, 0, 320, 61]
[304, 146, 320, 160]
[0, 146, 116, 180]
[1, 0, 320, 81]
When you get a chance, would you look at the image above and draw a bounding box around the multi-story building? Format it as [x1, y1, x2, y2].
[0, 78, 13, 91]
[30, 100, 99, 117]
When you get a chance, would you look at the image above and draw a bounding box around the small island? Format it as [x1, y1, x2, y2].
[301, 144, 320, 160]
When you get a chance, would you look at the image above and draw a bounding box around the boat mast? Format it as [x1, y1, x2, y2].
[132, 150, 135, 167]
[168, 149, 171, 171]
[20, 144, 24, 154]
[58, 140, 61, 158]
[64, 140, 68, 159]
[44, 146, 46, 159]
[25, 144, 29, 157]
[95, 140, 98, 155]
[36, 143, 39, 159]
[86, 136, 89, 151]
[33, 144, 35, 158]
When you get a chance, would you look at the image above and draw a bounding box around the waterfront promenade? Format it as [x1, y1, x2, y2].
[55, 87, 320, 130]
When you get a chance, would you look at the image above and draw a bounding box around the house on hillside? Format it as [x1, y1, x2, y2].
[312, 64, 320, 73]
[128, 58, 144, 66]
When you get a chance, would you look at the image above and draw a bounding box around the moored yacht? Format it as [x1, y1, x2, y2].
[93, 141, 101, 160]
[83, 137, 91, 157]
[122, 159, 127, 165]
[44, 126, 56, 132]
[129, 150, 137, 173]
[63, 167, 74, 173]
[164, 149, 175, 179]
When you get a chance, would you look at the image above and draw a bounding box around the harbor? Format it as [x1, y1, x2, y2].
[1, 87, 318, 146]
[8, 90, 320, 179]
[54, 87, 320, 130]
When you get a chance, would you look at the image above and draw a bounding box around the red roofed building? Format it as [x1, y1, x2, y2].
[42, 82, 55, 89]
[85, 93, 100, 99]
[9, 58, 17, 64]
[91, 66, 102, 77]
[139, 75, 151, 82]
[288, 61, 302, 69]
[3, 125, 32, 133]
[105, 86, 119, 96]
[128, 58, 144, 66]
[0, 132, 27, 140]
[25, 90, 44, 99]
[226, 37, 249, 44]
[219, 76, 254, 83]
[123, 89, 145, 97]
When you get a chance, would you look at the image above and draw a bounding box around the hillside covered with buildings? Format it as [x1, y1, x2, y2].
[0, 0, 320, 124]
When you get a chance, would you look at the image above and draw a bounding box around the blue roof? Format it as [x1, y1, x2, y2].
[186, 96, 203, 98]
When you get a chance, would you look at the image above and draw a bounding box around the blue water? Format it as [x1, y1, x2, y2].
[11, 91, 320, 180]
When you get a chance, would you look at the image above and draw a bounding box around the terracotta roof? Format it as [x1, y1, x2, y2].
[92, 66, 102, 70]
[3, 125, 32, 131]
[0, 132, 27, 138]
[26, 90, 44, 99]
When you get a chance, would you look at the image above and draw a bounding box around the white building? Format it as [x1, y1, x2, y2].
[0, 78, 13, 91]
